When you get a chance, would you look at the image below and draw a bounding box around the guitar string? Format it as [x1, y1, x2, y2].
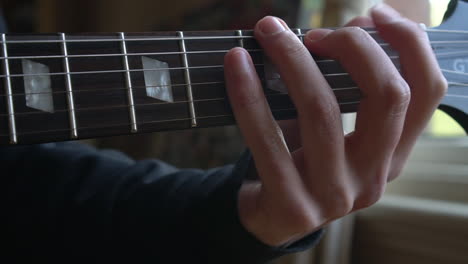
[0, 85, 362, 117]
[441, 69, 468, 76]
[0, 48, 462, 96]
[0, 90, 466, 136]
[0, 81, 359, 97]
[0, 103, 360, 137]
[0, 30, 381, 44]
[0, 43, 464, 80]
[449, 82, 468, 87]
[0, 42, 465, 62]
[445, 94, 468, 99]
[0, 58, 401, 79]
[0, 27, 467, 44]
[0, 90, 468, 137]
[0, 67, 466, 99]
[2, 90, 466, 138]
[0, 86, 466, 118]
[0, 39, 397, 63]
[0, 58, 464, 99]
[433, 50, 468, 57]
[425, 28, 468, 34]
[0, 29, 462, 80]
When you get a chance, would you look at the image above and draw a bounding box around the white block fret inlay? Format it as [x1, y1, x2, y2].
[178, 31, 197, 127]
[142, 56, 174, 102]
[119, 32, 138, 133]
[22, 59, 54, 113]
[59, 33, 78, 139]
[1, 34, 17, 144]
[264, 56, 287, 93]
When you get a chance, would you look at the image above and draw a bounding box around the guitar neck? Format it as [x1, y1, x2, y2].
[0, 28, 398, 146]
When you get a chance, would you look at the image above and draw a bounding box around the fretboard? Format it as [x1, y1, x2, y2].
[0, 29, 399, 146]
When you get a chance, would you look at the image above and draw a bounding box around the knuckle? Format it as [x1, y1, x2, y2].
[432, 75, 448, 100]
[302, 96, 339, 122]
[393, 18, 428, 46]
[354, 185, 385, 210]
[388, 167, 403, 182]
[320, 185, 354, 219]
[380, 77, 411, 116]
[279, 199, 321, 232]
[299, 96, 341, 137]
[289, 209, 319, 232]
[231, 88, 264, 109]
[275, 30, 307, 57]
[333, 27, 372, 51]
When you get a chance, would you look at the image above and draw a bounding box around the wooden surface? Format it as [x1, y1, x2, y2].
[352, 196, 468, 264]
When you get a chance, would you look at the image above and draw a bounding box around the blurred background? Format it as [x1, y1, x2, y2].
[1, 0, 467, 263]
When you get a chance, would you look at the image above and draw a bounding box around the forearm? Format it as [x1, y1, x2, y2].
[1, 143, 322, 263]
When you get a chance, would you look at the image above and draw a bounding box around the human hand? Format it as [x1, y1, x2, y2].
[224, 3, 447, 246]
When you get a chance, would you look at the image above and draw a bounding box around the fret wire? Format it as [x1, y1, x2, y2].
[1, 34, 17, 144]
[0, 102, 361, 137]
[0, 55, 401, 79]
[60, 33, 78, 139]
[236, 30, 244, 48]
[0, 87, 362, 117]
[178, 31, 198, 127]
[294, 28, 303, 43]
[119, 32, 138, 133]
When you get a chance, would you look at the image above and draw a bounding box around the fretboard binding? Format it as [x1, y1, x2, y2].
[60, 33, 78, 139]
[119, 32, 138, 133]
[1, 34, 17, 144]
[178, 31, 197, 127]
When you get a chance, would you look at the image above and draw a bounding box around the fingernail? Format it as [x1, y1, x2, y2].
[371, 3, 402, 24]
[305, 29, 332, 43]
[258, 16, 287, 35]
[229, 48, 252, 74]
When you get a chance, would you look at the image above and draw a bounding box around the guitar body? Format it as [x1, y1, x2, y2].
[434, 0, 468, 133]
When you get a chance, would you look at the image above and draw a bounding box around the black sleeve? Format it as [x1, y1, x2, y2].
[2, 142, 323, 263]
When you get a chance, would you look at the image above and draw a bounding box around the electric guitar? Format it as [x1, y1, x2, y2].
[1, 1, 467, 146]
